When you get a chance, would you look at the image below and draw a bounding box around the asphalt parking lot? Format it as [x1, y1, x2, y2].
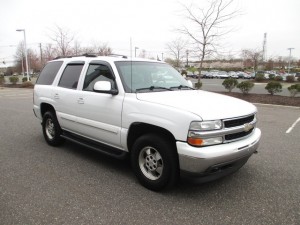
[0, 88, 299, 225]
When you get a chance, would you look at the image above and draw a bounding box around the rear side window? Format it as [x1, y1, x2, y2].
[36, 61, 63, 85]
[58, 64, 84, 89]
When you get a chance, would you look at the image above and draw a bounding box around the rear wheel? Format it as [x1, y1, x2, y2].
[131, 134, 179, 191]
[42, 111, 64, 146]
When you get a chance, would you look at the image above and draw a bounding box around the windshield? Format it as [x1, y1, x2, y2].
[115, 61, 191, 93]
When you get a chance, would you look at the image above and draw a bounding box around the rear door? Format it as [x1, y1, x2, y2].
[53, 61, 84, 132]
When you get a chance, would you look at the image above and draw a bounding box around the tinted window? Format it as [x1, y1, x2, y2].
[83, 64, 115, 91]
[58, 64, 83, 89]
[36, 61, 63, 85]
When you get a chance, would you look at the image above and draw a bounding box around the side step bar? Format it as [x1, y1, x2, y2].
[61, 131, 128, 160]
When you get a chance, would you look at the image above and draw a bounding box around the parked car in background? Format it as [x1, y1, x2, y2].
[217, 71, 229, 79]
[249, 72, 256, 79]
[202, 73, 212, 79]
[202, 72, 214, 79]
[186, 72, 199, 79]
[237, 72, 252, 79]
[210, 70, 220, 79]
[228, 71, 238, 78]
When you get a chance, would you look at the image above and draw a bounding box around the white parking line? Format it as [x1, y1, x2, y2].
[286, 117, 300, 134]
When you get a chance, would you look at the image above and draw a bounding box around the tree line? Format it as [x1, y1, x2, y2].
[13, 25, 113, 75]
[10, 0, 299, 76]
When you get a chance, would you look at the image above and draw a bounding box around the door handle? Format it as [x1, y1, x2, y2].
[77, 97, 84, 104]
[54, 93, 60, 99]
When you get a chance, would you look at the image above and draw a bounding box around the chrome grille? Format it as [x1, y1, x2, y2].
[225, 128, 254, 141]
[224, 115, 255, 128]
[223, 114, 256, 143]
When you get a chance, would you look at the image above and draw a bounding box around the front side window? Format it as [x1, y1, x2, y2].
[58, 64, 83, 89]
[115, 61, 190, 93]
[83, 64, 116, 91]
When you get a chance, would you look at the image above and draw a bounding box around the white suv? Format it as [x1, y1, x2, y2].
[33, 55, 261, 191]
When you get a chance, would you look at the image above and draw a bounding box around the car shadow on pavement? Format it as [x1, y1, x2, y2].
[58, 141, 133, 175]
[41, 138, 256, 194]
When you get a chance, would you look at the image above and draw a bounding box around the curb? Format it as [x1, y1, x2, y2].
[254, 103, 300, 109]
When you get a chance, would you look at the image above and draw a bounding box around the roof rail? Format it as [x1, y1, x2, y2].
[108, 54, 128, 59]
[53, 54, 128, 60]
[53, 54, 97, 60]
[53, 56, 72, 60]
[80, 53, 97, 57]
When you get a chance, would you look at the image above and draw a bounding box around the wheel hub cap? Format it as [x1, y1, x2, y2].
[46, 119, 55, 140]
[138, 146, 163, 180]
[145, 154, 157, 171]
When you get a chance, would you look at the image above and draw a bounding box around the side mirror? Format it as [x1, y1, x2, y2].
[93, 81, 118, 95]
[187, 80, 193, 88]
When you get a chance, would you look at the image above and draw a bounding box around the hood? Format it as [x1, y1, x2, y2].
[136, 90, 257, 120]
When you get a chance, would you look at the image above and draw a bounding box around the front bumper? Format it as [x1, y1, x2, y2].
[177, 128, 261, 175]
[33, 104, 42, 120]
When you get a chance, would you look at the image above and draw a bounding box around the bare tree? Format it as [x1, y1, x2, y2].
[166, 37, 188, 68]
[14, 42, 25, 74]
[179, 0, 240, 83]
[164, 58, 178, 68]
[139, 49, 147, 58]
[14, 42, 39, 73]
[242, 49, 263, 72]
[27, 49, 40, 73]
[48, 25, 75, 57]
[84, 42, 113, 56]
[72, 40, 83, 56]
[43, 43, 56, 62]
[265, 59, 274, 71]
[96, 43, 113, 56]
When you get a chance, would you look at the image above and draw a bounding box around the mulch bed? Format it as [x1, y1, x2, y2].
[1, 84, 34, 89]
[218, 92, 300, 107]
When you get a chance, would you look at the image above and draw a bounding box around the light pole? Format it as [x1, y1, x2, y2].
[20, 52, 25, 77]
[186, 50, 189, 67]
[287, 48, 294, 75]
[135, 47, 139, 57]
[16, 29, 30, 81]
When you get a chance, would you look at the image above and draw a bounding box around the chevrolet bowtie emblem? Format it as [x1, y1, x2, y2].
[244, 123, 254, 132]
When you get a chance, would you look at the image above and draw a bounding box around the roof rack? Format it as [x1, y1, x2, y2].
[80, 53, 97, 57]
[53, 56, 72, 60]
[53, 53, 128, 60]
[53, 54, 97, 60]
[108, 54, 128, 59]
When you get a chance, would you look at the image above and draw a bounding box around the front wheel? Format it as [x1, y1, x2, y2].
[42, 111, 65, 146]
[131, 134, 179, 191]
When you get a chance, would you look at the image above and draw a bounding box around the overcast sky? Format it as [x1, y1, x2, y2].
[1, 0, 299, 65]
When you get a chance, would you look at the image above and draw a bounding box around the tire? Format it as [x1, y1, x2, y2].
[42, 111, 65, 146]
[131, 134, 179, 191]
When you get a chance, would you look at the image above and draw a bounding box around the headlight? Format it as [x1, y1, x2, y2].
[190, 120, 222, 131]
[187, 120, 223, 147]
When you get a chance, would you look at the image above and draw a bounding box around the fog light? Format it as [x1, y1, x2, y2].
[187, 137, 223, 147]
[202, 137, 223, 146]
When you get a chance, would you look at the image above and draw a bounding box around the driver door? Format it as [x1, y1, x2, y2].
[74, 61, 124, 149]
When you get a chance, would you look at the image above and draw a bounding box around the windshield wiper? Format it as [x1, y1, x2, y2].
[170, 85, 195, 90]
[136, 86, 172, 92]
